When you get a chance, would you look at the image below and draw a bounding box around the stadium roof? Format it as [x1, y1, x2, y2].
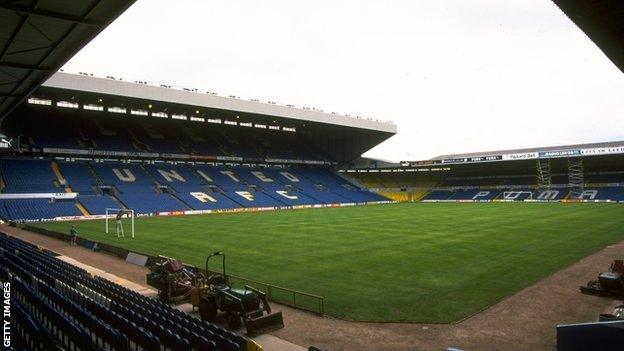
[40, 72, 397, 134]
[0, 0, 135, 122]
[345, 140, 624, 171]
[552, 0, 624, 74]
[13, 72, 396, 164]
[431, 140, 624, 161]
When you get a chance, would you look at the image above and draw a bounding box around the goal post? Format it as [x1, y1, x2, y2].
[502, 191, 533, 201]
[105, 208, 135, 238]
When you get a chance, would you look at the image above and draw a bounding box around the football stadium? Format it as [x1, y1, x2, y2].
[0, 1, 623, 351]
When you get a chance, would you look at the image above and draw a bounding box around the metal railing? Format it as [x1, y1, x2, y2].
[152, 255, 325, 315]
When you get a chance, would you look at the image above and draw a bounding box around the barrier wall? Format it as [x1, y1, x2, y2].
[12, 200, 397, 223]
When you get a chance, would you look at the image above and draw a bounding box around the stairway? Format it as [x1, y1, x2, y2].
[140, 164, 161, 187]
[335, 171, 366, 190]
[50, 160, 72, 192]
[377, 191, 408, 201]
[109, 190, 129, 209]
[76, 128, 97, 149]
[75, 202, 90, 216]
[128, 128, 151, 152]
[85, 162, 104, 186]
[169, 191, 194, 210]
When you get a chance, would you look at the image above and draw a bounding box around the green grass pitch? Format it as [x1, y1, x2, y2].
[35, 202, 624, 323]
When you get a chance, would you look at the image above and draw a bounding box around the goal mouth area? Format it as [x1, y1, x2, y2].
[104, 208, 135, 238]
[105, 208, 134, 216]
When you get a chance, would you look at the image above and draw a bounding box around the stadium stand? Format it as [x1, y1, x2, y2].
[90, 162, 192, 214]
[0, 232, 254, 351]
[57, 161, 98, 194]
[422, 190, 454, 201]
[7, 110, 329, 162]
[1, 199, 81, 221]
[355, 163, 624, 202]
[78, 195, 121, 215]
[0, 99, 394, 221]
[419, 183, 624, 202]
[0, 158, 386, 221]
[345, 143, 624, 204]
[568, 187, 624, 201]
[4, 147, 624, 221]
[0, 159, 59, 193]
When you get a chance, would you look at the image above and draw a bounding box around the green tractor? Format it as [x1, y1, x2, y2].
[197, 252, 284, 336]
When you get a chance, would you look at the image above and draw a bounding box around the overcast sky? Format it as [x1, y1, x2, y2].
[62, 0, 624, 162]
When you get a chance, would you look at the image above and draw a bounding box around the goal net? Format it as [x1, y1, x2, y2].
[502, 191, 533, 201]
[105, 208, 135, 238]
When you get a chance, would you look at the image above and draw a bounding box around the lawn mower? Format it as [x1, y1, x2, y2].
[146, 256, 205, 303]
[197, 252, 284, 336]
[580, 259, 624, 298]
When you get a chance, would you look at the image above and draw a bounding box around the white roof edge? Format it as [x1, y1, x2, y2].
[431, 140, 624, 160]
[41, 72, 397, 134]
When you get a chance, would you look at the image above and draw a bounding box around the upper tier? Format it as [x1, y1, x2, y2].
[3, 106, 331, 164]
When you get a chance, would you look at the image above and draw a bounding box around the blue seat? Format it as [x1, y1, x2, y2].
[226, 340, 242, 351]
[0, 233, 251, 351]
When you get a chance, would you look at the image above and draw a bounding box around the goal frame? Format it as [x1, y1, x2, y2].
[502, 191, 533, 201]
[105, 208, 135, 238]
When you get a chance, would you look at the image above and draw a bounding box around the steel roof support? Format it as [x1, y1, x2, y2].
[0, 0, 102, 124]
[0, 62, 51, 71]
[0, 3, 103, 27]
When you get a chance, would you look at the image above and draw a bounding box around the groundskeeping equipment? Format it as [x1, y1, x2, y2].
[198, 252, 284, 336]
[146, 256, 205, 303]
[580, 259, 624, 298]
[146, 252, 283, 335]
